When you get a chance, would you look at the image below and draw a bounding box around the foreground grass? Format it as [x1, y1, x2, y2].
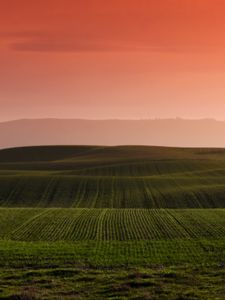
[1, 264, 225, 299]
[1, 209, 225, 298]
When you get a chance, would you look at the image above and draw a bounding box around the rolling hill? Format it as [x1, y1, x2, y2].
[1, 145, 225, 208]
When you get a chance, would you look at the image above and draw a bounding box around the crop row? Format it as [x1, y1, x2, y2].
[1, 174, 225, 208]
[1, 208, 225, 241]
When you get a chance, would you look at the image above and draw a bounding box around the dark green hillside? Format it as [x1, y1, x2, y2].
[1, 145, 225, 208]
[0, 145, 101, 162]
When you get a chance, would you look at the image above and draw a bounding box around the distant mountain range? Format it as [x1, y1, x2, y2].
[0, 118, 225, 149]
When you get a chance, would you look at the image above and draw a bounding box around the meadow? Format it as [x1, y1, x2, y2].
[1, 146, 225, 299]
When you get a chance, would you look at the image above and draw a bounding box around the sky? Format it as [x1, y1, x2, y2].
[1, 0, 225, 121]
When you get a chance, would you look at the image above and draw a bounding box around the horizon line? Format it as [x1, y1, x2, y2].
[1, 117, 225, 124]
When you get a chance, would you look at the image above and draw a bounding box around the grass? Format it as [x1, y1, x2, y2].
[1, 265, 225, 299]
[1, 208, 225, 298]
[1, 208, 225, 241]
[2, 167, 225, 208]
[0, 239, 225, 268]
[1, 146, 225, 208]
[1, 146, 225, 298]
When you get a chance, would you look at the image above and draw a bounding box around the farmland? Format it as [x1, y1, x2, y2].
[1, 146, 225, 208]
[2, 208, 225, 241]
[1, 146, 225, 299]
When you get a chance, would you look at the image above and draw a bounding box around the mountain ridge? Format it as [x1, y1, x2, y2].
[1, 118, 225, 149]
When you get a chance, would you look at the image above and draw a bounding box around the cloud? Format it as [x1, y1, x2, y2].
[5, 34, 182, 53]
[0, 31, 123, 52]
[0, 30, 219, 54]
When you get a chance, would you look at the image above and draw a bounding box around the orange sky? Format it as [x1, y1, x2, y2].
[1, 0, 225, 121]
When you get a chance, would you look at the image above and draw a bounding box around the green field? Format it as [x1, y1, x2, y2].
[2, 208, 225, 241]
[1, 146, 225, 208]
[1, 146, 225, 299]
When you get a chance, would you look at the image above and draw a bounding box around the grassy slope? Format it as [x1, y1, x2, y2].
[1, 146, 225, 208]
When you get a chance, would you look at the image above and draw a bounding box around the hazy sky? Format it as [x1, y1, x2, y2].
[1, 0, 225, 121]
